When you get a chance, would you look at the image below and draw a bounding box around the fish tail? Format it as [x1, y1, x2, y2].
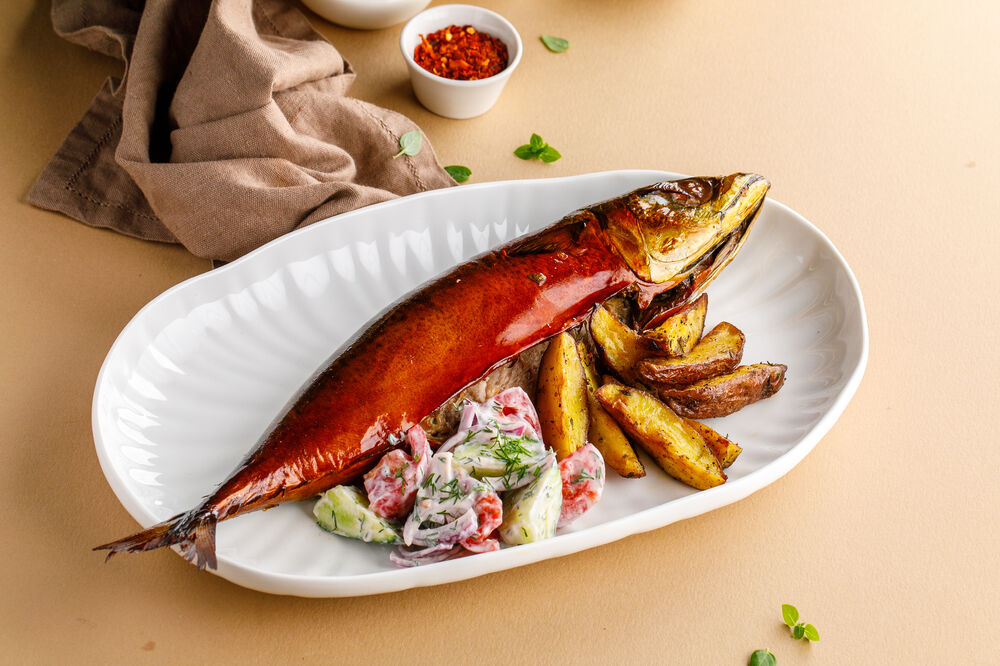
[94, 511, 219, 571]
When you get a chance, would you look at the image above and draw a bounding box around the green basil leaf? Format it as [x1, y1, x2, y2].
[514, 144, 536, 160]
[792, 624, 805, 640]
[748, 649, 776, 666]
[539, 145, 562, 163]
[444, 165, 471, 183]
[393, 130, 422, 159]
[540, 34, 571, 53]
[529, 133, 546, 152]
[781, 604, 799, 628]
[803, 624, 820, 642]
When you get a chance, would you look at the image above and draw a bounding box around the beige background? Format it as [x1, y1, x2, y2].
[2, 0, 997, 663]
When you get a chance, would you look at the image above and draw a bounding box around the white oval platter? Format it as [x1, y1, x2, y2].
[93, 170, 868, 597]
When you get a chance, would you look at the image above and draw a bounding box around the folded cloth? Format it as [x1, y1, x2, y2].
[28, 0, 455, 261]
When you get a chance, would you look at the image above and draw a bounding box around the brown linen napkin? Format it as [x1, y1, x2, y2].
[28, 0, 455, 261]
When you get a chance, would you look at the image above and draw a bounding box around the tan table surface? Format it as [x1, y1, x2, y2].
[3, 0, 997, 663]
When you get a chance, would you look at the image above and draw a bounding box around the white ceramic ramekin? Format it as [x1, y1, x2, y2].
[302, 0, 431, 31]
[399, 5, 522, 119]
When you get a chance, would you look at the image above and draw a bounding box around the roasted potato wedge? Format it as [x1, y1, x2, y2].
[636, 321, 745, 388]
[536, 332, 590, 460]
[576, 340, 645, 478]
[683, 419, 742, 468]
[589, 303, 653, 383]
[658, 363, 787, 419]
[644, 293, 708, 356]
[595, 383, 726, 490]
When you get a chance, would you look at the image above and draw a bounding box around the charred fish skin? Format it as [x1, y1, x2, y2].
[95, 174, 769, 570]
[205, 215, 634, 521]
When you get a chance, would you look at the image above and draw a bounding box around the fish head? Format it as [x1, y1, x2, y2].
[594, 173, 770, 327]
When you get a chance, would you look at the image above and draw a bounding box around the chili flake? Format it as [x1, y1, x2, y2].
[414, 24, 509, 81]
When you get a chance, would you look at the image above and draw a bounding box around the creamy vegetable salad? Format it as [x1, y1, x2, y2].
[313, 387, 605, 566]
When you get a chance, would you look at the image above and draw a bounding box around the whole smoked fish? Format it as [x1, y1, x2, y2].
[96, 173, 770, 569]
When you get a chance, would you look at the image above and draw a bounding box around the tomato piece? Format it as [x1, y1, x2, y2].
[364, 426, 432, 523]
[406, 425, 432, 478]
[364, 450, 417, 522]
[461, 537, 500, 554]
[492, 387, 542, 435]
[557, 443, 605, 528]
[459, 488, 503, 549]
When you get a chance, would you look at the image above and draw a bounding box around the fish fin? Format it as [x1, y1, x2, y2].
[507, 212, 596, 256]
[94, 512, 219, 571]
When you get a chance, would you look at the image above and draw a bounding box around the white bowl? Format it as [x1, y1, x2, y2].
[399, 5, 522, 119]
[303, 0, 431, 30]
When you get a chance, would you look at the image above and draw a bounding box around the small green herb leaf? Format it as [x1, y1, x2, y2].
[539, 145, 562, 163]
[444, 165, 471, 183]
[514, 144, 536, 160]
[513, 133, 562, 163]
[782, 604, 819, 642]
[393, 130, 422, 159]
[540, 34, 570, 53]
[748, 649, 776, 666]
[781, 604, 799, 628]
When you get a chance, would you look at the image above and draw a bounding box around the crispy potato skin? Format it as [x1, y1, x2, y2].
[683, 418, 742, 468]
[589, 304, 653, 383]
[637, 321, 745, 388]
[658, 363, 787, 418]
[577, 341, 645, 478]
[536, 332, 590, 460]
[595, 383, 726, 490]
[644, 293, 708, 356]
[602, 295, 635, 329]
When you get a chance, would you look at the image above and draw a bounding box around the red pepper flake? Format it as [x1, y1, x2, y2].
[413, 24, 509, 81]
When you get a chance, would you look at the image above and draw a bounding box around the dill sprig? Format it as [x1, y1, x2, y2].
[492, 430, 539, 488]
[421, 472, 440, 492]
[439, 478, 464, 503]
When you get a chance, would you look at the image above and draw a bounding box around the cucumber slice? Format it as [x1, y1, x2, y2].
[498, 462, 563, 545]
[313, 486, 401, 544]
[452, 431, 548, 490]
